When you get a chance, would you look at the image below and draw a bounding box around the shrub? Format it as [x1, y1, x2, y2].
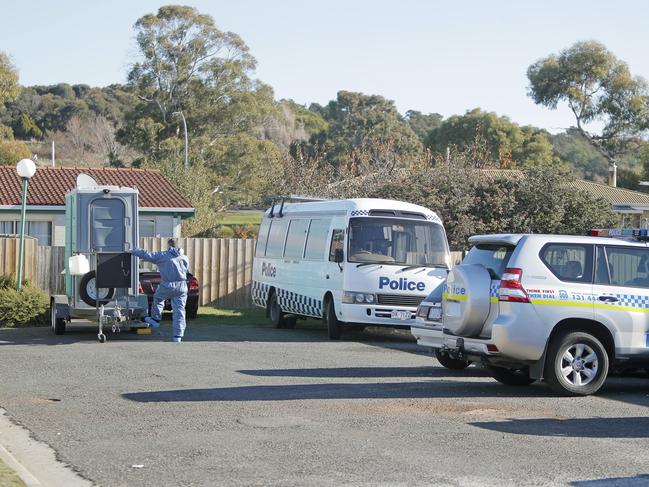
[214, 225, 235, 238]
[0, 284, 49, 327]
[0, 139, 31, 165]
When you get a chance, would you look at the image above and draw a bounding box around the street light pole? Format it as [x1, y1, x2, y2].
[15, 159, 37, 289]
[172, 111, 189, 170]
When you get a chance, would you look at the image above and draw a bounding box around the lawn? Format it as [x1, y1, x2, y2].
[0, 459, 25, 487]
[217, 211, 263, 226]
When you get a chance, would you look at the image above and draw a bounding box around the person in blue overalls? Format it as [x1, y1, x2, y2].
[132, 239, 190, 343]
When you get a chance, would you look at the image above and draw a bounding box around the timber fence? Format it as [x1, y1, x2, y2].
[4, 237, 466, 309]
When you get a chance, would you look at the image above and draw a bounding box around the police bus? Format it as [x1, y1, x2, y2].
[251, 198, 450, 339]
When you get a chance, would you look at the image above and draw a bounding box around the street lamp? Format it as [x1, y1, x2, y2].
[16, 159, 36, 289]
[171, 111, 189, 170]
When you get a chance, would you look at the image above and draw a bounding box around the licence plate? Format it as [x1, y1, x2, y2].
[428, 307, 442, 320]
[391, 310, 411, 320]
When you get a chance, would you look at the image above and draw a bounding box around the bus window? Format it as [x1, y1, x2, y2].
[329, 229, 344, 261]
[255, 219, 271, 257]
[266, 219, 289, 258]
[304, 219, 331, 260]
[284, 219, 310, 258]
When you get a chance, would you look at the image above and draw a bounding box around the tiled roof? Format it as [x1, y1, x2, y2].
[0, 166, 193, 210]
[570, 179, 649, 206]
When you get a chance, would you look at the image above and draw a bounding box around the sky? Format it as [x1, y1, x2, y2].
[2, 0, 648, 132]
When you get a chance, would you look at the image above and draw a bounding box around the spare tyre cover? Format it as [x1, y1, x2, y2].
[442, 264, 492, 337]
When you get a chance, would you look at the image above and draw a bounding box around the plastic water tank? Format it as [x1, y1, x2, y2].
[68, 254, 90, 276]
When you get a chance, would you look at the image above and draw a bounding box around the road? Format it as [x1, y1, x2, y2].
[0, 321, 648, 486]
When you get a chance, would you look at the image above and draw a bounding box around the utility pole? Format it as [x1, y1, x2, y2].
[51, 141, 56, 167]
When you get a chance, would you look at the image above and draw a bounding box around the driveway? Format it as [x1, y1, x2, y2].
[0, 322, 648, 486]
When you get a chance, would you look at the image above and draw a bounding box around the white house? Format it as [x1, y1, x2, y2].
[0, 166, 195, 246]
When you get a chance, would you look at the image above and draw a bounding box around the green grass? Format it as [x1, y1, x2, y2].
[217, 211, 263, 226]
[0, 458, 25, 487]
[190, 307, 269, 326]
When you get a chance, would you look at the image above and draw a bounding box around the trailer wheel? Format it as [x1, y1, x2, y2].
[268, 291, 287, 328]
[323, 297, 342, 340]
[50, 300, 66, 335]
[79, 271, 114, 307]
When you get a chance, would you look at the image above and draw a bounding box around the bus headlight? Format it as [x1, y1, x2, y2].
[343, 291, 377, 304]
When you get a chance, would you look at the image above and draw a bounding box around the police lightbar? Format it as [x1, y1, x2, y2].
[590, 228, 649, 241]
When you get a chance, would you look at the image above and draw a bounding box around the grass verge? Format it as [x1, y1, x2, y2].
[218, 211, 263, 226]
[190, 307, 269, 326]
[0, 458, 25, 487]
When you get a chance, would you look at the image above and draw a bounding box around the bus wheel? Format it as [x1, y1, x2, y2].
[323, 298, 341, 340]
[268, 291, 287, 329]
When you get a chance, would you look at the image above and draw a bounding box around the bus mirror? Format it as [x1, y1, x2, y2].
[334, 248, 344, 264]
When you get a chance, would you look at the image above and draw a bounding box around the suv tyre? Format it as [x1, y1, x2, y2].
[486, 365, 536, 386]
[545, 331, 609, 396]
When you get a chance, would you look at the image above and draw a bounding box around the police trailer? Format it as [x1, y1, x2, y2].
[252, 198, 451, 339]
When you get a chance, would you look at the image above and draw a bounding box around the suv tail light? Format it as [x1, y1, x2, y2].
[189, 278, 199, 291]
[138, 283, 144, 293]
[499, 268, 530, 303]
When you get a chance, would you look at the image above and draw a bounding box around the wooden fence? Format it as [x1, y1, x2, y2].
[0, 236, 38, 285]
[9, 239, 466, 309]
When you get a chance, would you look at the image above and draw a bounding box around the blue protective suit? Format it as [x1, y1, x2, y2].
[133, 247, 190, 338]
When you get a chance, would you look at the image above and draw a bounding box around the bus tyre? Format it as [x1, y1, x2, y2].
[544, 331, 609, 396]
[268, 291, 287, 329]
[435, 349, 471, 370]
[486, 365, 536, 386]
[323, 298, 341, 340]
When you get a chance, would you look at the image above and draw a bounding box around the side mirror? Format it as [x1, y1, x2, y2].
[334, 248, 344, 264]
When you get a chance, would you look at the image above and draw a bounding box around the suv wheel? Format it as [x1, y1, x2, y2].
[435, 349, 471, 370]
[486, 365, 536, 386]
[545, 331, 609, 396]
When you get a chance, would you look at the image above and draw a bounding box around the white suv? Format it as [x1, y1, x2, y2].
[415, 233, 649, 396]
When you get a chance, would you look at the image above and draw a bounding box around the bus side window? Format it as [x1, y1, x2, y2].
[256, 219, 271, 257]
[266, 219, 289, 258]
[329, 229, 344, 261]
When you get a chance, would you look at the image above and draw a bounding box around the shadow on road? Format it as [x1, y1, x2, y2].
[122, 380, 555, 403]
[471, 416, 649, 438]
[571, 475, 649, 486]
[237, 366, 486, 379]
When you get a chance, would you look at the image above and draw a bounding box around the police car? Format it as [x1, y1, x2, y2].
[415, 230, 649, 396]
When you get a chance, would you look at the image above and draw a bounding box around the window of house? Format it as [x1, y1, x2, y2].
[284, 219, 309, 259]
[0, 221, 15, 235]
[0, 221, 52, 245]
[139, 219, 156, 238]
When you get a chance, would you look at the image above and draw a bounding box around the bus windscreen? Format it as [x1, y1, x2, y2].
[348, 218, 449, 266]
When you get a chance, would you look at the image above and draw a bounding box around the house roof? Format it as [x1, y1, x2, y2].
[0, 166, 193, 211]
[570, 179, 649, 206]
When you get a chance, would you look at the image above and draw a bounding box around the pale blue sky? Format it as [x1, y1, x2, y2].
[1, 0, 647, 132]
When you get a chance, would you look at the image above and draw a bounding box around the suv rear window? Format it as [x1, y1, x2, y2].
[540, 243, 593, 283]
[462, 244, 515, 279]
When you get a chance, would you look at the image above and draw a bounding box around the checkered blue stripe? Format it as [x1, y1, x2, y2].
[351, 210, 370, 216]
[277, 288, 323, 317]
[490, 281, 501, 298]
[614, 293, 649, 309]
[252, 281, 270, 308]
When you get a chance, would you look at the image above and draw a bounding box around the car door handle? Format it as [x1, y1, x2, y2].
[598, 296, 619, 303]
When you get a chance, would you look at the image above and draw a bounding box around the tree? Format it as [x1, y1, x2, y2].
[404, 110, 443, 143]
[308, 91, 422, 171]
[0, 52, 19, 105]
[425, 108, 561, 168]
[0, 139, 31, 165]
[528, 41, 649, 165]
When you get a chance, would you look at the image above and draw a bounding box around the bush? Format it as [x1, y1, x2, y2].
[0, 139, 31, 165]
[0, 284, 49, 328]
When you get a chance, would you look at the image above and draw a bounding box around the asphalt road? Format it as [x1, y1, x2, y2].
[0, 321, 648, 487]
